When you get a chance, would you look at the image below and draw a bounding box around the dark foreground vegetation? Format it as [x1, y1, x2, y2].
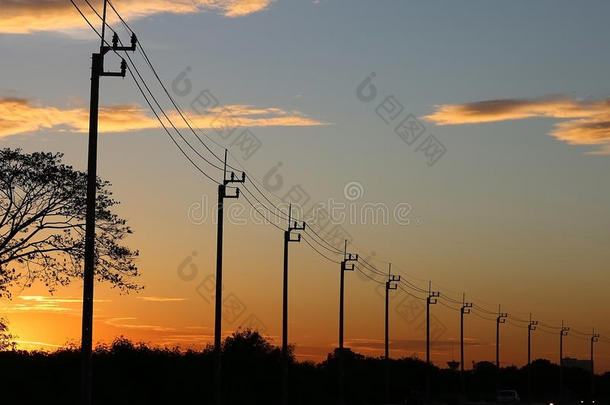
[2, 330, 609, 405]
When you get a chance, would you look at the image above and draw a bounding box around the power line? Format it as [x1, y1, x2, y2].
[397, 283, 427, 301]
[355, 266, 385, 285]
[239, 190, 285, 232]
[438, 299, 461, 312]
[301, 236, 341, 264]
[78, 0, 358, 273]
[108, 0, 356, 258]
[107, 0, 229, 171]
[473, 303, 499, 316]
[73, 0, 224, 184]
[470, 309, 497, 323]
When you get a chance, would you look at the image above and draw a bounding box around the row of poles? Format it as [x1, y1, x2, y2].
[76, 3, 604, 404]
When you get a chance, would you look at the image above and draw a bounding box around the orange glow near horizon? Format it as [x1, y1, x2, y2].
[4, 263, 610, 373]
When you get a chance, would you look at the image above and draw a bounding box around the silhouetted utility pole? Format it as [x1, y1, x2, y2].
[527, 313, 538, 402]
[495, 305, 508, 368]
[591, 329, 599, 399]
[384, 264, 400, 403]
[81, 2, 136, 404]
[460, 293, 472, 394]
[282, 204, 305, 405]
[495, 305, 508, 393]
[559, 321, 569, 402]
[215, 150, 245, 405]
[425, 281, 440, 401]
[338, 240, 358, 405]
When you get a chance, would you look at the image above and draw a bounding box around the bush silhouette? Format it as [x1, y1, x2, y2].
[1, 330, 609, 404]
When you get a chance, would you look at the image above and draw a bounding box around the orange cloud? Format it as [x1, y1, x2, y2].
[0, 0, 276, 34]
[13, 339, 63, 350]
[137, 296, 187, 302]
[423, 96, 610, 154]
[105, 317, 175, 332]
[0, 295, 109, 313]
[0, 97, 326, 138]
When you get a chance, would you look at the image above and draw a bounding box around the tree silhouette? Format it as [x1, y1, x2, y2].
[0, 331, 609, 404]
[0, 148, 140, 297]
[0, 317, 15, 351]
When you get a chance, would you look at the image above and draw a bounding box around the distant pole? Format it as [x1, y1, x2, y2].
[80, 3, 135, 404]
[559, 321, 569, 402]
[590, 329, 599, 399]
[495, 305, 508, 367]
[425, 281, 439, 401]
[281, 204, 305, 405]
[338, 241, 358, 405]
[527, 314, 538, 403]
[460, 293, 472, 394]
[384, 264, 399, 403]
[214, 151, 245, 405]
[495, 305, 508, 393]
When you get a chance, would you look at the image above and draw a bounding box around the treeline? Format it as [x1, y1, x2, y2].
[2, 330, 609, 404]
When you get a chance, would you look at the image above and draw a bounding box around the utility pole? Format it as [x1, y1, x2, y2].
[495, 305, 508, 393]
[81, 2, 136, 404]
[338, 240, 358, 405]
[425, 281, 440, 401]
[527, 313, 538, 403]
[384, 264, 400, 403]
[214, 150, 245, 405]
[460, 293, 472, 394]
[559, 321, 569, 402]
[590, 329, 599, 400]
[281, 204, 305, 405]
[495, 305, 508, 368]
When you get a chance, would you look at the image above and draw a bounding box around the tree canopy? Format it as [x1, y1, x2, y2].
[0, 148, 140, 298]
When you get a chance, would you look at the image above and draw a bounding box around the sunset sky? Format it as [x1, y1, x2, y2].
[1, 0, 610, 372]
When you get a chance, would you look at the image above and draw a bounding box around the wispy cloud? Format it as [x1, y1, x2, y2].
[184, 325, 213, 332]
[423, 96, 610, 154]
[14, 339, 63, 350]
[105, 317, 175, 332]
[0, 295, 108, 314]
[19, 295, 109, 303]
[160, 333, 213, 343]
[345, 337, 483, 353]
[137, 296, 187, 302]
[0, 97, 326, 139]
[0, 0, 276, 34]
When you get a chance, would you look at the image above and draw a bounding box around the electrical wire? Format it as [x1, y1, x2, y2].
[437, 300, 461, 312]
[108, 0, 359, 256]
[74, 0, 360, 269]
[238, 189, 285, 232]
[397, 283, 427, 301]
[473, 303, 500, 315]
[301, 229, 344, 256]
[301, 236, 341, 264]
[355, 266, 385, 285]
[304, 226, 344, 254]
[470, 309, 498, 323]
[70, 0, 222, 186]
[107, 0, 230, 172]
[75, 0, 225, 179]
